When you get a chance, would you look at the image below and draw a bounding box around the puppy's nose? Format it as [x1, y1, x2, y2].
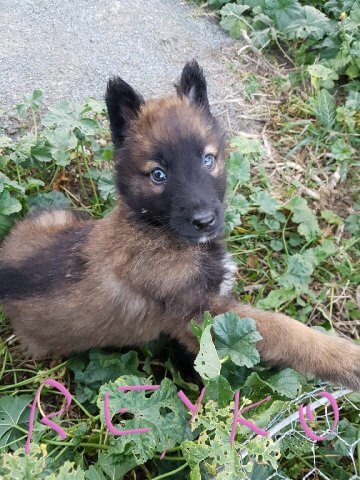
[190, 211, 215, 231]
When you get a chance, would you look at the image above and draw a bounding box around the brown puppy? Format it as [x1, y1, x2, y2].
[0, 61, 359, 389]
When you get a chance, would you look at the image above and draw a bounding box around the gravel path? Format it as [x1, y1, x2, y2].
[0, 0, 255, 133]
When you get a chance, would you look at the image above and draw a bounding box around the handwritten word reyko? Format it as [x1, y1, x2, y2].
[25, 379, 340, 453]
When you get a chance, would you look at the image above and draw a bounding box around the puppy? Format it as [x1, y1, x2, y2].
[0, 61, 359, 389]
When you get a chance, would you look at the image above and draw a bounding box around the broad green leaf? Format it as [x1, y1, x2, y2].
[47, 462, 86, 479]
[246, 437, 280, 470]
[0, 395, 32, 448]
[96, 170, 116, 200]
[227, 151, 250, 187]
[265, 0, 303, 31]
[27, 191, 71, 210]
[68, 349, 142, 404]
[0, 446, 45, 479]
[225, 194, 249, 231]
[85, 466, 107, 480]
[284, 5, 333, 40]
[284, 196, 321, 241]
[0, 191, 22, 215]
[204, 375, 234, 408]
[30, 144, 53, 163]
[45, 127, 77, 151]
[306, 239, 336, 266]
[256, 287, 296, 310]
[278, 253, 314, 293]
[321, 209, 342, 225]
[230, 135, 262, 158]
[0, 172, 24, 194]
[191, 311, 214, 341]
[281, 433, 313, 460]
[345, 213, 360, 236]
[213, 312, 262, 368]
[250, 191, 279, 215]
[329, 138, 353, 162]
[96, 376, 189, 479]
[308, 63, 339, 90]
[315, 89, 336, 128]
[220, 4, 251, 39]
[245, 368, 303, 399]
[194, 325, 221, 380]
[53, 149, 70, 167]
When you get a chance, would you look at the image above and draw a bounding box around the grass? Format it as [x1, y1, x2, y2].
[0, 16, 359, 480]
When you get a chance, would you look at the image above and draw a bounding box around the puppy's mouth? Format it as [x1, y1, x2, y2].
[180, 231, 218, 244]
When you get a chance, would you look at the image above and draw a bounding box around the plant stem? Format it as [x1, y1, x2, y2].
[0, 347, 8, 382]
[0, 360, 68, 391]
[151, 462, 189, 479]
[76, 143, 88, 200]
[80, 141, 100, 212]
[153, 455, 186, 462]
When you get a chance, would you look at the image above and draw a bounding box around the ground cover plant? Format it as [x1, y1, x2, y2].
[0, 6, 359, 476]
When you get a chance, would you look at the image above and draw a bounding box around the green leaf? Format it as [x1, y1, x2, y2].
[213, 312, 262, 368]
[278, 253, 314, 293]
[225, 194, 249, 231]
[0, 395, 32, 448]
[0, 446, 45, 479]
[0, 172, 24, 194]
[284, 5, 333, 40]
[53, 149, 70, 167]
[30, 144, 53, 163]
[256, 287, 296, 310]
[306, 239, 336, 266]
[345, 213, 360, 236]
[308, 63, 339, 90]
[329, 138, 353, 162]
[96, 376, 189, 478]
[270, 239, 283, 251]
[250, 191, 279, 215]
[46, 462, 86, 480]
[227, 151, 250, 187]
[315, 89, 336, 128]
[27, 191, 71, 210]
[245, 368, 303, 399]
[191, 311, 214, 341]
[220, 4, 251, 39]
[230, 135, 262, 158]
[194, 325, 221, 380]
[68, 349, 142, 404]
[45, 127, 77, 151]
[96, 170, 116, 200]
[321, 209, 342, 225]
[204, 375, 234, 408]
[284, 196, 321, 241]
[0, 191, 22, 216]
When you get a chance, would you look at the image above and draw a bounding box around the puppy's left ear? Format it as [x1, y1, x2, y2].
[177, 60, 210, 113]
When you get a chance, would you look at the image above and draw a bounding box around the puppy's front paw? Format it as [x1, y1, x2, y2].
[322, 338, 360, 390]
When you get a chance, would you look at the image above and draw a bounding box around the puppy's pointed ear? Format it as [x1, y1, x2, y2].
[177, 60, 210, 113]
[105, 77, 144, 147]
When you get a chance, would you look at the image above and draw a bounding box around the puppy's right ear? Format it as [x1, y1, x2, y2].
[105, 77, 144, 147]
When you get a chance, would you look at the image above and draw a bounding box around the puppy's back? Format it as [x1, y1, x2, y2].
[0, 209, 93, 299]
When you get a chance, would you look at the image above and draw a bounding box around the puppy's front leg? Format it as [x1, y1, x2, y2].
[175, 298, 360, 390]
[209, 297, 360, 390]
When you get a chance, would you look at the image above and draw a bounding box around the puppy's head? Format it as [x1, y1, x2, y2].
[106, 60, 227, 244]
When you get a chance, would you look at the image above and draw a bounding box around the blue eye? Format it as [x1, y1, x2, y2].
[203, 153, 215, 169]
[150, 168, 167, 183]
